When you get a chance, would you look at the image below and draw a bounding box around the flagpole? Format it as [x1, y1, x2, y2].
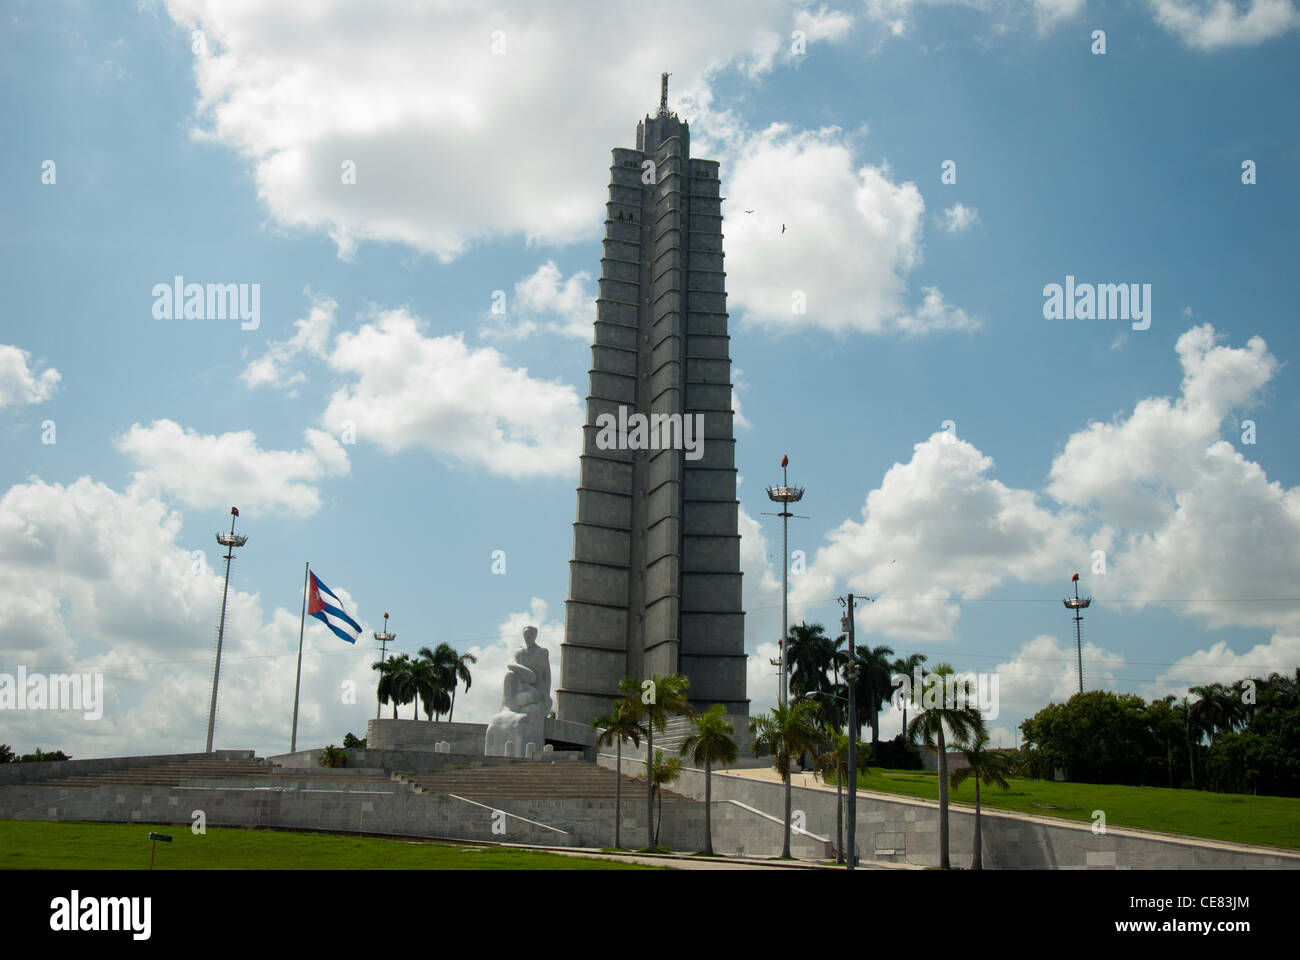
[291, 561, 309, 753]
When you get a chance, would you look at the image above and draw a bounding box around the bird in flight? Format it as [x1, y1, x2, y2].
[744, 209, 754, 214]
[781, 224, 786, 234]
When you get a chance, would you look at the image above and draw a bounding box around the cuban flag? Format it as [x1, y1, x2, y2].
[307, 572, 361, 644]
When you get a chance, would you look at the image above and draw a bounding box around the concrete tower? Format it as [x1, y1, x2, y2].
[556, 76, 747, 724]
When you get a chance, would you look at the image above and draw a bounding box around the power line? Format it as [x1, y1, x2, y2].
[10, 597, 1297, 676]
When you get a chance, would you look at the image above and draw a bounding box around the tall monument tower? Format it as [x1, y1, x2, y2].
[557, 76, 747, 724]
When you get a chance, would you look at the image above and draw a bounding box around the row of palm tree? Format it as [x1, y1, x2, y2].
[760, 662, 1012, 868]
[588, 661, 1011, 867]
[371, 644, 477, 721]
[784, 621, 929, 758]
[592, 674, 742, 855]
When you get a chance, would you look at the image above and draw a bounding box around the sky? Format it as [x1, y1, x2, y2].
[1, 0, 1298, 760]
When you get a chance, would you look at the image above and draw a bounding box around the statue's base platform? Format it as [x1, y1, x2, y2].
[365, 717, 597, 757]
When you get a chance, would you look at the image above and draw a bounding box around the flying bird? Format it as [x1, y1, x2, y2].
[781, 224, 786, 234]
[744, 209, 754, 214]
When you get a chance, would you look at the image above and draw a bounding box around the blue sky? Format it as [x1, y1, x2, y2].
[2, 0, 1298, 758]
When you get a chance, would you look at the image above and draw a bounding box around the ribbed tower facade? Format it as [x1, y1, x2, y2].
[556, 78, 747, 725]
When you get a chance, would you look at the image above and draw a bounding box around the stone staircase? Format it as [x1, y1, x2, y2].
[35, 756, 394, 789]
[411, 761, 691, 801]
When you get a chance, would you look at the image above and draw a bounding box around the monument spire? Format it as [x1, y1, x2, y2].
[559, 79, 746, 725]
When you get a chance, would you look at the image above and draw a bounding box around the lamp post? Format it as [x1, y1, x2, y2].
[765, 455, 804, 708]
[206, 507, 248, 753]
[840, 592, 870, 871]
[374, 612, 395, 720]
[1064, 574, 1092, 695]
[805, 676, 849, 864]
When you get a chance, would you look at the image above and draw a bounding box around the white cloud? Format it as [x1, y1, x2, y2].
[938, 201, 980, 234]
[320, 306, 583, 478]
[1043, 326, 1300, 633]
[738, 505, 786, 714]
[114, 419, 350, 517]
[163, 0, 842, 262]
[1149, 0, 1299, 50]
[748, 639, 782, 715]
[1029, 0, 1089, 28]
[791, 432, 1085, 642]
[722, 123, 975, 335]
[444, 597, 565, 725]
[993, 633, 1126, 713]
[1144, 633, 1300, 700]
[241, 291, 336, 389]
[794, 5, 857, 41]
[0, 475, 380, 759]
[0, 344, 60, 408]
[732, 367, 752, 430]
[862, 0, 1087, 37]
[479, 262, 594, 341]
[894, 286, 980, 336]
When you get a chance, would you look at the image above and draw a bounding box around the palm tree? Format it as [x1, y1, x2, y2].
[813, 725, 847, 863]
[787, 622, 834, 701]
[418, 645, 460, 721]
[447, 649, 477, 722]
[1180, 695, 1199, 785]
[749, 700, 824, 859]
[372, 655, 404, 719]
[679, 704, 738, 855]
[949, 732, 1014, 869]
[408, 654, 440, 720]
[855, 643, 895, 758]
[375, 652, 420, 719]
[1188, 683, 1220, 747]
[813, 725, 870, 864]
[592, 700, 645, 850]
[892, 652, 928, 737]
[650, 749, 683, 845]
[820, 634, 852, 732]
[906, 662, 983, 869]
[618, 673, 692, 850]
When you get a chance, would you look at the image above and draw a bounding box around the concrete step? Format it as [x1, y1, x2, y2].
[411, 760, 692, 801]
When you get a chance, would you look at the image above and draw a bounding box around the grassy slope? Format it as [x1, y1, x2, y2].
[0, 821, 657, 870]
[845, 768, 1300, 850]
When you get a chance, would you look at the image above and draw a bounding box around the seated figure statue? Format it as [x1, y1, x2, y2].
[484, 626, 551, 758]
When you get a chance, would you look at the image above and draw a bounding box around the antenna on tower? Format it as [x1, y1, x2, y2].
[659, 72, 672, 116]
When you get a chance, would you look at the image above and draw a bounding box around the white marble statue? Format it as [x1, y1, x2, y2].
[485, 626, 551, 758]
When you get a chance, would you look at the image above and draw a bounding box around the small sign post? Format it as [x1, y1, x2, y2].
[147, 832, 172, 870]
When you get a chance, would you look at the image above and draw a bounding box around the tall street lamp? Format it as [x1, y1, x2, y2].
[765, 455, 804, 708]
[374, 612, 396, 721]
[206, 507, 247, 753]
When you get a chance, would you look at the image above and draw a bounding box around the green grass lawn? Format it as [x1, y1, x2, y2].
[0, 821, 659, 870]
[837, 768, 1300, 850]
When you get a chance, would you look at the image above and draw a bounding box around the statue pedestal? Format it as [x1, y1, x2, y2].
[485, 707, 545, 758]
